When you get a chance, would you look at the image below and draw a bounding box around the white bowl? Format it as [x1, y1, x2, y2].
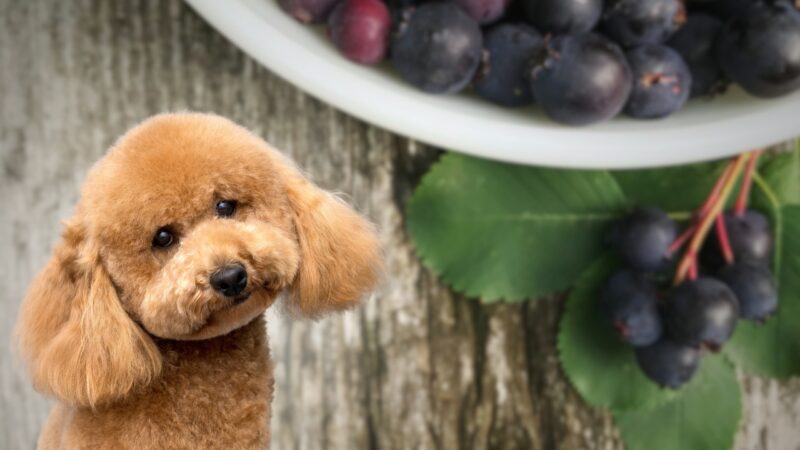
[185, 0, 800, 169]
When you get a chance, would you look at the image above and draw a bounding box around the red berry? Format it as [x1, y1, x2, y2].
[328, 0, 391, 65]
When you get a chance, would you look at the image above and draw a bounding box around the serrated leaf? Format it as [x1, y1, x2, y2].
[558, 256, 676, 410]
[612, 161, 727, 213]
[725, 204, 800, 378]
[614, 356, 741, 450]
[406, 154, 627, 301]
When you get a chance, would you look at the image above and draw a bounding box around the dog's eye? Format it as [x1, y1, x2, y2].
[152, 228, 175, 248]
[215, 200, 237, 217]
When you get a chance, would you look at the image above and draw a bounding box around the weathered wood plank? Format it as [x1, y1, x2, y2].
[1, 1, 798, 449]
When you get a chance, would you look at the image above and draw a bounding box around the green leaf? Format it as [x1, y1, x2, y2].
[725, 204, 800, 377]
[612, 161, 727, 213]
[614, 356, 741, 450]
[758, 149, 800, 206]
[558, 256, 676, 410]
[406, 154, 627, 301]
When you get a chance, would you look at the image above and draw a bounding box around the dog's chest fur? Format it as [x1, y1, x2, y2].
[38, 317, 273, 450]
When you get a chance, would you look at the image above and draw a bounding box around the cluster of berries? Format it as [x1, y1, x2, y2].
[602, 152, 777, 388]
[279, 0, 800, 126]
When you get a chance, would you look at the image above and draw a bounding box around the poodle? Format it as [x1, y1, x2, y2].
[15, 113, 382, 449]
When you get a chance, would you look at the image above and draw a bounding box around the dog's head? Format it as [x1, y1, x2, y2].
[15, 113, 382, 407]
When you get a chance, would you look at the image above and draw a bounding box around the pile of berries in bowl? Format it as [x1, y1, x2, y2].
[279, 0, 800, 126]
[603, 152, 776, 389]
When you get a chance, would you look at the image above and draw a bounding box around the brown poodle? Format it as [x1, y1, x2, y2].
[15, 113, 382, 449]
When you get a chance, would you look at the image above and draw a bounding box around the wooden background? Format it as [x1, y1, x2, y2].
[1, 1, 799, 449]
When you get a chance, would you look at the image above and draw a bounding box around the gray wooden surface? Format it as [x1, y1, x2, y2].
[1, 1, 800, 449]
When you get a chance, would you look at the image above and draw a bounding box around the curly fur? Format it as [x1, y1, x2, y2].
[14, 113, 382, 449]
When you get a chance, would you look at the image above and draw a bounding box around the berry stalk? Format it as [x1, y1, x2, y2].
[673, 153, 751, 285]
[667, 159, 737, 256]
[734, 150, 763, 216]
[715, 214, 734, 265]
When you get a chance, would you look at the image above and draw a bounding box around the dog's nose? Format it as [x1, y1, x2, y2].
[210, 264, 248, 298]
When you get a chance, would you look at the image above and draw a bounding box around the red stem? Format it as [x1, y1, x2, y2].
[715, 214, 735, 265]
[667, 159, 736, 256]
[668, 224, 696, 255]
[734, 150, 762, 215]
[700, 160, 736, 217]
[688, 256, 698, 281]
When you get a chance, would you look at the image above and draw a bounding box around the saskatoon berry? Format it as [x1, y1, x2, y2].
[664, 276, 739, 350]
[328, 0, 391, 65]
[625, 45, 692, 119]
[666, 14, 725, 98]
[392, 3, 483, 94]
[602, 0, 686, 48]
[530, 33, 632, 126]
[600, 270, 663, 347]
[724, 210, 774, 265]
[521, 0, 603, 34]
[452, 0, 511, 24]
[635, 338, 701, 389]
[611, 207, 677, 272]
[279, 0, 340, 23]
[474, 24, 543, 107]
[716, 1, 800, 98]
[718, 262, 779, 322]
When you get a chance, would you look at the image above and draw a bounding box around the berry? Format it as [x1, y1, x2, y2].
[392, 3, 483, 94]
[530, 33, 632, 126]
[625, 45, 692, 119]
[600, 270, 663, 346]
[521, 0, 603, 34]
[602, 0, 686, 48]
[453, 0, 511, 24]
[724, 210, 774, 265]
[716, 1, 800, 98]
[666, 14, 725, 98]
[328, 0, 391, 65]
[664, 277, 739, 350]
[474, 24, 543, 107]
[611, 207, 678, 272]
[635, 338, 701, 388]
[718, 262, 779, 321]
[702, 210, 774, 270]
[279, 0, 341, 23]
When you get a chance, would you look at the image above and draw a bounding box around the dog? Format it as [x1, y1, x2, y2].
[14, 113, 382, 449]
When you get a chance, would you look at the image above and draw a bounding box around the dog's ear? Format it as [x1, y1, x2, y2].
[280, 162, 382, 318]
[15, 221, 162, 408]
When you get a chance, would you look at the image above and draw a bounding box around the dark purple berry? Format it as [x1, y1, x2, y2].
[392, 3, 483, 94]
[600, 270, 663, 347]
[666, 14, 725, 97]
[718, 262, 779, 321]
[602, 0, 686, 48]
[452, 0, 511, 24]
[716, 1, 800, 98]
[475, 24, 543, 107]
[328, 0, 391, 65]
[625, 45, 692, 119]
[521, 0, 603, 34]
[725, 210, 774, 265]
[611, 208, 678, 272]
[530, 33, 632, 126]
[279, 0, 341, 23]
[664, 277, 739, 350]
[635, 338, 701, 389]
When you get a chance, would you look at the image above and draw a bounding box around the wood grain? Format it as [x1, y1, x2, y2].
[1, 1, 798, 449]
